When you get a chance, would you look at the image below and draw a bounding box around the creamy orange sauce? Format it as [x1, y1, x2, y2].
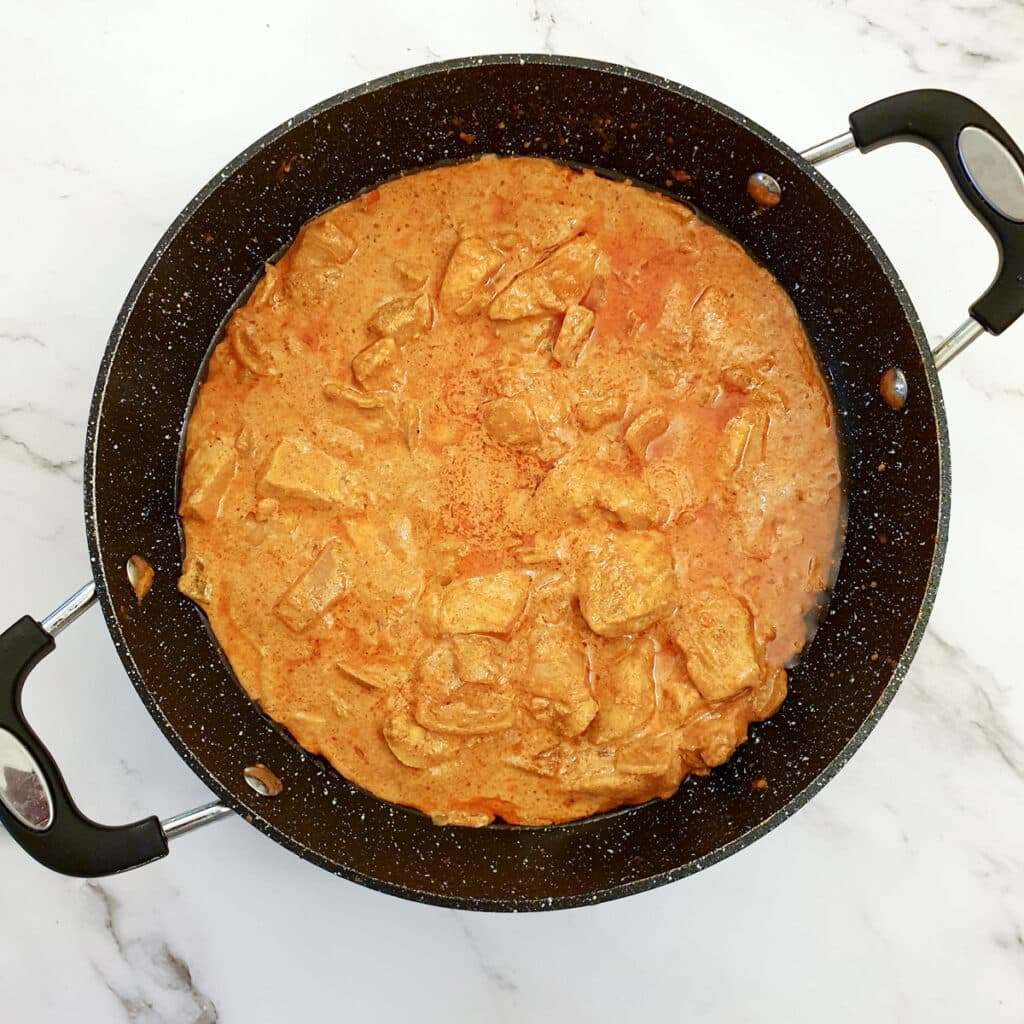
[178, 157, 843, 826]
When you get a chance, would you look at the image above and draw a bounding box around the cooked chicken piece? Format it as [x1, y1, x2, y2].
[691, 285, 731, 350]
[322, 383, 391, 422]
[657, 279, 697, 336]
[625, 407, 669, 460]
[277, 525, 422, 632]
[343, 520, 424, 606]
[276, 539, 351, 631]
[615, 732, 678, 775]
[573, 368, 627, 429]
[722, 364, 764, 393]
[254, 498, 279, 522]
[493, 315, 559, 351]
[336, 659, 407, 690]
[682, 705, 750, 768]
[430, 808, 495, 827]
[567, 746, 644, 797]
[257, 438, 364, 511]
[534, 462, 668, 530]
[577, 531, 678, 637]
[590, 637, 657, 742]
[382, 698, 454, 768]
[412, 645, 514, 735]
[657, 655, 705, 721]
[399, 400, 422, 451]
[669, 588, 763, 700]
[525, 628, 598, 736]
[180, 438, 236, 521]
[552, 304, 595, 366]
[369, 292, 433, 340]
[576, 392, 626, 430]
[392, 259, 429, 290]
[290, 219, 356, 272]
[752, 665, 788, 721]
[480, 396, 541, 447]
[721, 484, 773, 560]
[352, 335, 404, 389]
[489, 236, 602, 319]
[248, 262, 284, 311]
[451, 634, 503, 683]
[643, 463, 699, 522]
[516, 544, 562, 567]
[440, 237, 506, 315]
[493, 361, 544, 399]
[178, 553, 213, 605]
[316, 424, 365, 455]
[590, 472, 668, 529]
[533, 567, 577, 618]
[649, 349, 687, 388]
[485, 382, 581, 462]
[440, 571, 531, 634]
[513, 736, 570, 781]
[719, 406, 769, 475]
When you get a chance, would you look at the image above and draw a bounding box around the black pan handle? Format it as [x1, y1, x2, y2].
[0, 595, 168, 876]
[848, 89, 1024, 336]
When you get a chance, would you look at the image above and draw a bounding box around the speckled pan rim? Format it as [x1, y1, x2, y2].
[83, 53, 951, 912]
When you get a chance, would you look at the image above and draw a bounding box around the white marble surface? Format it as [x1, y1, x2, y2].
[2, 0, 1024, 1019]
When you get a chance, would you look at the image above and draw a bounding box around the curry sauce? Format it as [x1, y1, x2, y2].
[178, 157, 843, 826]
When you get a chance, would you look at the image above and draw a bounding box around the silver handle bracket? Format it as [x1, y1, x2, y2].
[932, 317, 987, 371]
[800, 131, 857, 167]
[161, 800, 233, 841]
[40, 581, 97, 637]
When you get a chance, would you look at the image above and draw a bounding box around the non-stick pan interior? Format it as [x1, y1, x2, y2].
[84, 55, 948, 910]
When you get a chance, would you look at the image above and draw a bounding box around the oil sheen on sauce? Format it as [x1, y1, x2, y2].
[178, 156, 844, 827]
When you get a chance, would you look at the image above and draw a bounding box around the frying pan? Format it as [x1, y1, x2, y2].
[2, 55, 1023, 911]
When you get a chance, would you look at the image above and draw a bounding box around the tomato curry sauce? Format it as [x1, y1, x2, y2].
[179, 157, 843, 826]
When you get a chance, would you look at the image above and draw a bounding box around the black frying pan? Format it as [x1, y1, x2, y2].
[2, 56, 1023, 911]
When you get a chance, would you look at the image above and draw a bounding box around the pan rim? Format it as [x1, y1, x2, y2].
[83, 52, 951, 911]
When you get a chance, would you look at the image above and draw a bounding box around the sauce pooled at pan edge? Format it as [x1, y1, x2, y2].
[178, 157, 843, 826]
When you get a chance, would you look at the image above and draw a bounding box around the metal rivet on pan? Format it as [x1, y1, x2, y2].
[126, 555, 154, 603]
[747, 172, 782, 207]
[880, 367, 908, 410]
[244, 764, 284, 797]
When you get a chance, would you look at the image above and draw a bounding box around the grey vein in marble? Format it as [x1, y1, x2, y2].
[84, 883, 218, 1024]
[905, 630, 1024, 780]
[852, 10, 926, 73]
[0, 402, 87, 432]
[0, 331, 45, 348]
[457, 917, 519, 1021]
[2, 3, 1024, 1019]
[530, 0, 557, 55]
[0, 330, 87, 482]
[840, 0, 1023, 74]
[0, 427, 82, 481]
[957, 369, 1024, 401]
